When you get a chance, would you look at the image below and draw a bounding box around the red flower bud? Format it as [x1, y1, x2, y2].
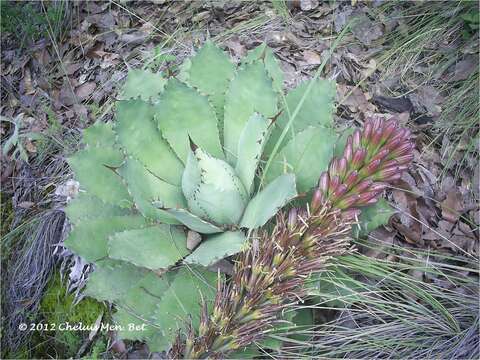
[369, 182, 388, 192]
[343, 141, 353, 162]
[360, 159, 381, 178]
[371, 129, 383, 147]
[390, 142, 414, 158]
[318, 172, 330, 193]
[337, 157, 348, 179]
[332, 184, 348, 199]
[352, 179, 373, 193]
[351, 148, 367, 169]
[287, 207, 298, 230]
[396, 153, 414, 165]
[310, 188, 324, 212]
[371, 117, 382, 132]
[370, 148, 390, 163]
[363, 198, 378, 206]
[344, 170, 359, 188]
[380, 159, 398, 169]
[383, 172, 402, 182]
[389, 129, 407, 144]
[362, 122, 373, 145]
[329, 175, 341, 195]
[358, 191, 380, 206]
[376, 166, 398, 180]
[329, 158, 339, 176]
[381, 120, 397, 143]
[337, 194, 360, 209]
[386, 137, 402, 151]
[353, 130, 362, 149]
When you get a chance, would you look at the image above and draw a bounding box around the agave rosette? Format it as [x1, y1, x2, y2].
[63, 42, 338, 351]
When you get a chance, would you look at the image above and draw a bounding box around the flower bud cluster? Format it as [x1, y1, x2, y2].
[312, 116, 414, 211]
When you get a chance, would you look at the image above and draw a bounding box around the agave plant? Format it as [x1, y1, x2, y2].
[64, 41, 341, 351]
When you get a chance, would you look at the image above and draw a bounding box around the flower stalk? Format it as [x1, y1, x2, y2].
[169, 117, 414, 359]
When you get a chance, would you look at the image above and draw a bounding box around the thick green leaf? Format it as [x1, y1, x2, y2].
[113, 271, 172, 345]
[240, 174, 297, 229]
[235, 113, 270, 193]
[108, 225, 188, 270]
[265, 126, 337, 193]
[243, 43, 284, 93]
[116, 100, 184, 186]
[185, 40, 235, 128]
[151, 266, 217, 349]
[155, 78, 224, 163]
[353, 198, 396, 237]
[120, 69, 166, 101]
[84, 259, 149, 302]
[65, 193, 131, 225]
[265, 79, 335, 155]
[119, 157, 185, 224]
[163, 208, 223, 234]
[82, 122, 116, 148]
[223, 61, 278, 164]
[68, 147, 132, 207]
[64, 215, 146, 262]
[184, 231, 246, 266]
[181, 149, 202, 202]
[114, 267, 217, 352]
[183, 147, 248, 225]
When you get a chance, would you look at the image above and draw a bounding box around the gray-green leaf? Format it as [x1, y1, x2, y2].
[240, 174, 297, 229]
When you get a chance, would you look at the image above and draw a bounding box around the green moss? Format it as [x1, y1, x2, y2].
[31, 272, 107, 359]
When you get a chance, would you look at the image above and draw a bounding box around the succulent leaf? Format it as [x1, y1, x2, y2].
[240, 174, 297, 229]
[68, 147, 132, 207]
[116, 100, 184, 185]
[243, 43, 284, 93]
[64, 215, 146, 262]
[86, 261, 217, 352]
[119, 157, 185, 224]
[184, 231, 247, 266]
[65, 193, 131, 225]
[352, 198, 396, 237]
[265, 79, 335, 156]
[82, 121, 116, 148]
[235, 112, 270, 194]
[181, 149, 202, 202]
[265, 126, 337, 193]
[223, 61, 278, 164]
[150, 266, 217, 350]
[183, 146, 248, 225]
[120, 69, 166, 102]
[83, 259, 150, 302]
[163, 208, 223, 234]
[155, 78, 224, 163]
[183, 40, 235, 127]
[113, 273, 171, 343]
[108, 225, 189, 270]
